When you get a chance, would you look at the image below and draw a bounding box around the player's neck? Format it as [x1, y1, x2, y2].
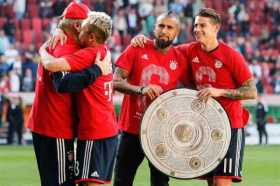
[201, 38, 219, 52]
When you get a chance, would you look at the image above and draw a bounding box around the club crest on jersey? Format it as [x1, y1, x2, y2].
[215, 59, 223, 68]
[192, 56, 200, 63]
[169, 60, 177, 70]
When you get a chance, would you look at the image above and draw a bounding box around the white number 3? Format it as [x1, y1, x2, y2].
[104, 81, 113, 101]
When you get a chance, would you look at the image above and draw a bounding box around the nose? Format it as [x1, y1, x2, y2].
[193, 27, 200, 35]
[160, 27, 168, 35]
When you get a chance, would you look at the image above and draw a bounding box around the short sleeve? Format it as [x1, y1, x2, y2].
[63, 48, 97, 72]
[115, 45, 137, 74]
[230, 51, 252, 86]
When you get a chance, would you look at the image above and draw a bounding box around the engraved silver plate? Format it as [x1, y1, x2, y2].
[140, 88, 231, 179]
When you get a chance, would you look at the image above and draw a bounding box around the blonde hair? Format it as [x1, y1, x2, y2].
[83, 11, 112, 43]
[58, 18, 84, 30]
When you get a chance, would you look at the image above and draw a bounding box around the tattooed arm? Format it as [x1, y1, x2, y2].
[113, 67, 163, 100]
[223, 78, 257, 99]
[197, 78, 257, 101]
[113, 67, 143, 94]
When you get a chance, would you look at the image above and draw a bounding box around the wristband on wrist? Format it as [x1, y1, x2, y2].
[137, 86, 145, 95]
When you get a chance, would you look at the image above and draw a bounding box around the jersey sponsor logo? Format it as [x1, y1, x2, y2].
[137, 64, 170, 112]
[215, 59, 223, 68]
[195, 66, 216, 83]
[169, 60, 177, 70]
[141, 53, 149, 60]
[192, 56, 200, 63]
[91, 171, 100, 177]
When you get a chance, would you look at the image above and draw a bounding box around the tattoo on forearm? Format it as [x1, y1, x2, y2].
[113, 68, 141, 94]
[224, 78, 257, 100]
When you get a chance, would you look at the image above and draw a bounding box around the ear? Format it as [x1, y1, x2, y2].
[89, 33, 96, 42]
[215, 24, 221, 33]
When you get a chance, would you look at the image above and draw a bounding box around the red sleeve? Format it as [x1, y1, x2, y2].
[175, 44, 195, 88]
[115, 45, 137, 74]
[63, 48, 97, 72]
[230, 50, 252, 86]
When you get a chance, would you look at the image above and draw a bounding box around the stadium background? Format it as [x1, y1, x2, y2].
[0, 0, 279, 185]
[0, 0, 279, 144]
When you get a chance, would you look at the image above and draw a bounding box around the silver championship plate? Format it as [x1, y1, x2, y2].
[140, 88, 231, 179]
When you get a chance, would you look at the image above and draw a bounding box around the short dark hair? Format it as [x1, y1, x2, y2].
[156, 11, 180, 28]
[196, 8, 221, 25]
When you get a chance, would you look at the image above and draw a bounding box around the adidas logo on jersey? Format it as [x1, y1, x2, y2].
[91, 171, 100, 177]
[192, 56, 200, 63]
[141, 54, 149, 60]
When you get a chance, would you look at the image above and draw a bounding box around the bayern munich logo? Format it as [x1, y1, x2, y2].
[169, 60, 178, 70]
[215, 60, 223, 68]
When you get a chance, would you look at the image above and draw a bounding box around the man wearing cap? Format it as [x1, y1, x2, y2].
[27, 2, 91, 186]
[39, 12, 118, 186]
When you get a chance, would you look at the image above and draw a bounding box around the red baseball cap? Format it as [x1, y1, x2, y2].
[62, 1, 89, 19]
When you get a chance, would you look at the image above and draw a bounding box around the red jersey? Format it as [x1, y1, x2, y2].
[177, 42, 252, 128]
[27, 35, 80, 139]
[63, 45, 118, 140]
[115, 41, 187, 135]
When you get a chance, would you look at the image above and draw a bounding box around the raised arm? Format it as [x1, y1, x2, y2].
[48, 28, 68, 50]
[39, 41, 71, 72]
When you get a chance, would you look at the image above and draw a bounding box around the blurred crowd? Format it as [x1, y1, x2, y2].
[0, 0, 279, 94]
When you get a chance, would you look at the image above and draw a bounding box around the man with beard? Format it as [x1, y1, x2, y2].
[112, 12, 187, 186]
[132, 8, 257, 186]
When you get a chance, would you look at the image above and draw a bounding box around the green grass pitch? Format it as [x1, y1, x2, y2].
[0, 145, 280, 186]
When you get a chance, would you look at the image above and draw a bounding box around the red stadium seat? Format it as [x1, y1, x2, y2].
[28, 4, 39, 18]
[15, 29, 22, 42]
[0, 17, 7, 28]
[27, 0, 37, 4]
[20, 18, 32, 30]
[32, 18, 42, 32]
[34, 31, 44, 49]
[22, 29, 33, 49]
[42, 18, 50, 30]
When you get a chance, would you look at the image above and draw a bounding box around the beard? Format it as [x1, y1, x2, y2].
[155, 38, 173, 49]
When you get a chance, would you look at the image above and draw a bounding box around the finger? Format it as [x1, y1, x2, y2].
[95, 52, 101, 62]
[52, 37, 59, 50]
[131, 38, 137, 47]
[105, 51, 111, 61]
[61, 35, 67, 45]
[134, 38, 140, 47]
[139, 38, 145, 48]
[143, 36, 148, 44]
[153, 88, 161, 97]
[146, 89, 154, 99]
[48, 37, 54, 49]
